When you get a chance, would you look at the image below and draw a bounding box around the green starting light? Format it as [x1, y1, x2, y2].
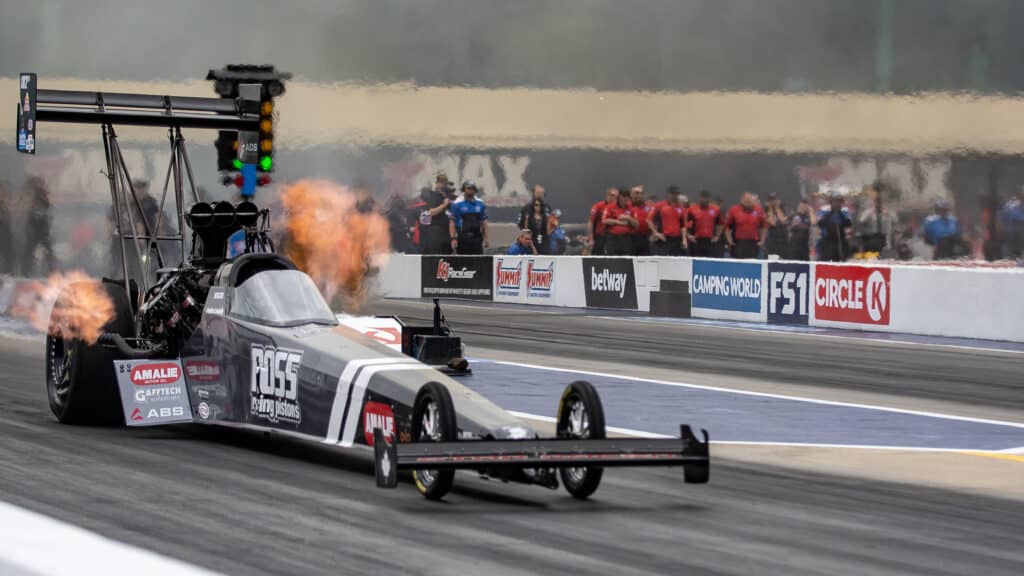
[232, 158, 243, 170]
[259, 155, 273, 171]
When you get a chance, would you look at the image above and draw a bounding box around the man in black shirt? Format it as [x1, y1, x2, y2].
[421, 172, 454, 254]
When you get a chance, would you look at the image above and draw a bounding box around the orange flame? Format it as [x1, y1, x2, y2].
[280, 180, 390, 309]
[9, 271, 115, 344]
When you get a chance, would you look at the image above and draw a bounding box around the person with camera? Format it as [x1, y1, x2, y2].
[448, 180, 489, 255]
[420, 171, 455, 254]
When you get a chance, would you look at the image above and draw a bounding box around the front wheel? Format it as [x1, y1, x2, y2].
[411, 381, 457, 500]
[557, 380, 606, 499]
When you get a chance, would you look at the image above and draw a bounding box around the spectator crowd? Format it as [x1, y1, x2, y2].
[383, 173, 1024, 263]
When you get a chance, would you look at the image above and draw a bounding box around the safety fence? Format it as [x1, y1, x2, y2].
[374, 254, 1024, 343]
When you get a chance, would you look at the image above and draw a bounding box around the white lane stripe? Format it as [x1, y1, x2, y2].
[486, 359, 1024, 429]
[0, 501, 223, 576]
[585, 315, 1024, 355]
[508, 411, 1017, 453]
[339, 363, 428, 447]
[324, 358, 411, 444]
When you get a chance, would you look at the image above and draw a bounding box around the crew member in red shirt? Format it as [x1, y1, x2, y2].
[649, 185, 686, 256]
[629, 185, 653, 256]
[587, 187, 618, 255]
[601, 187, 636, 255]
[686, 189, 723, 258]
[725, 191, 767, 259]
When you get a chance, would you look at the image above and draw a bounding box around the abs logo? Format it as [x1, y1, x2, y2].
[362, 401, 395, 446]
[526, 260, 554, 299]
[768, 263, 809, 325]
[814, 265, 891, 326]
[250, 344, 303, 424]
[495, 258, 523, 297]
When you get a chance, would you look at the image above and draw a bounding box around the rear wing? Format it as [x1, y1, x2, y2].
[374, 425, 710, 488]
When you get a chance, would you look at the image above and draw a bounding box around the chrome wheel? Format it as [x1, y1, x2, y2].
[416, 400, 441, 487]
[564, 399, 589, 484]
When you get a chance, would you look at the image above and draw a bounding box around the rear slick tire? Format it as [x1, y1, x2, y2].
[45, 281, 133, 425]
[411, 381, 457, 500]
[556, 380, 606, 499]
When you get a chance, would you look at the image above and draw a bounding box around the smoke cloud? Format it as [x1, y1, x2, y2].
[9, 271, 115, 344]
[279, 180, 390, 310]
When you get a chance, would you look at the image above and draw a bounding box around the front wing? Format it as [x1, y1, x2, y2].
[374, 425, 710, 488]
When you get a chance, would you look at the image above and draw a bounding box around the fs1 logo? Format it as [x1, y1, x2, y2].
[768, 263, 809, 325]
[250, 344, 303, 424]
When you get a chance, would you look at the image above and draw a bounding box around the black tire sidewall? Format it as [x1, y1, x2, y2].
[557, 380, 607, 498]
[45, 281, 134, 425]
[411, 381, 457, 499]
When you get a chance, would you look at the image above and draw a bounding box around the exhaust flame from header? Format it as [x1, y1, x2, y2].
[280, 180, 390, 310]
[9, 271, 115, 344]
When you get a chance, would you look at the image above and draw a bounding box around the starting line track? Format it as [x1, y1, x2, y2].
[466, 359, 1024, 453]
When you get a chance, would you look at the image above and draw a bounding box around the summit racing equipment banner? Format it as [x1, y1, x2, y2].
[493, 257, 556, 304]
[691, 260, 763, 318]
[813, 264, 891, 326]
[421, 256, 493, 300]
[115, 359, 193, 427]
[582, 258, 637, 309]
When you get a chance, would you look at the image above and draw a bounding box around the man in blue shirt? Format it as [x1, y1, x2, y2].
[817, 191, 852, 261]
[507, 228, 538, 255]
[923, 200, 964, 260]
[448, 181, 489, 255]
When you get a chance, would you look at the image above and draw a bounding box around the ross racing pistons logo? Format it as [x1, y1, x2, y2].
[250, 344, 303, 424]
[130, 363, 181, 386]
[436, 259, 476, 282]
[362, 401, 395, 446]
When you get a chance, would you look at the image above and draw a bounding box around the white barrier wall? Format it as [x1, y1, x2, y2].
[372, 254, 1024, 343]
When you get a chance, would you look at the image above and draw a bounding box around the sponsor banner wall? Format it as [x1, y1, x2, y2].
[690, 259, 766, 322]
[372, 254, 421, 298]
[888, 266, 1024, 342]
[420, 256, 493, 300]
[767, 262, 811, 326]
[581, 257, 638, 310]
[810, 263, 892, 329]
[493, 256, 557, 305]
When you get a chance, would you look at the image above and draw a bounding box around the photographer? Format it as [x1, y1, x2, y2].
[448, 180, 489, 255]
[420, 171, 455, 254]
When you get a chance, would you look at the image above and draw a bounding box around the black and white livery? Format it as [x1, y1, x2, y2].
[30, 78, 710, 500]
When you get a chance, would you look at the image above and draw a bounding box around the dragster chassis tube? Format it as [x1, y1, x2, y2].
[377, 425, 709, 477]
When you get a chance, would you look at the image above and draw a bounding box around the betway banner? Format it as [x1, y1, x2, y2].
[421, 256, 494, 300]
[494, 257, 556, 304]
[582, 258, 637, 309]
[813, 264, 891, 326]
[691, 259, 764, 321]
